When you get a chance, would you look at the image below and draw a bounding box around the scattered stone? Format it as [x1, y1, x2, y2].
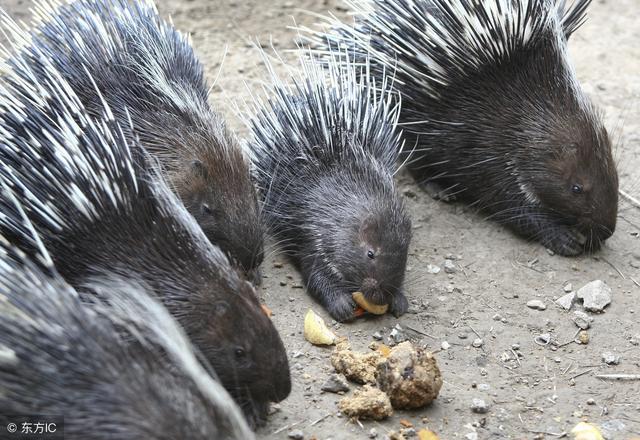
[458, 332, 469, 340]
[601, 420, 626, 436]
[426, 264, 441, 274]
[477, 383, 490, 391]
[273, 261, 284, 268]
[331, 340, 384, 384]
[444, 259, 457, 274]
[577, 280, 612, 312]
[321, 373, 350, 394]
[288, 429, 304, 439]
[441, 341, 451, 350]
[472, 338, 484, 348]
[572, 311, 593, 330]
[389, 325, 407, 345]
[577, 330, 589, 345]
[338, 385, 393, 420]
[586, 398, 596, 405]
[556, 292, 576, 310]
[373, 331, 383, 341]
[465, 433, 478, 440]
[631, 334, 640, 346]
[527, 299, 547, 311]
[563, 283, 573, 293]
[401, 428, 417, 438]
[511, 343, 520, 351]
[602, 352, 621, 365]
[534, 333, 551, 345]
[376, 341, 443, 409]
[470, 398, 490, 414]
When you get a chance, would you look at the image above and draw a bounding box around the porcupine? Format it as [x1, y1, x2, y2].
[0, 235, 254, 440]
[24, 0, 264, 283]
[247, 50, 412, 322]
[310, 0, 619, 256]
[0, 15, 290, 427]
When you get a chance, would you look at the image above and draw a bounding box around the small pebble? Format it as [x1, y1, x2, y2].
[426, 264, 441, 274]
[630, 334, 640, 346]
[572, 311, 593, 330]
[441, 341, 451, 350]
[602, 352, 621, 365]
[587, 398, 596, 405]
[555, 292, 576, 310]
[472, 338, 484, 348]
[372, 331, 383, 341]
[492, 313, 503, 321]
[470, 398, 490, 414]
[527, 299, 547, 311]
[444, 259, 457, 274]
[321, 374, 350, 394]
[288, 429, 304, 440]
[563, 283, 573, 293]
[458, 332, 469, 340]
[369, 428, 378, 439]
[577, 280, 612, 312]
[511, 343, 520, 351]
[389, 325, 407, 344]
[477, 383, 490, 391]
[465, 433, 478, 440]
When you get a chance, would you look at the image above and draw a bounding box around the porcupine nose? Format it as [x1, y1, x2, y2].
[361, 278, 386, 305]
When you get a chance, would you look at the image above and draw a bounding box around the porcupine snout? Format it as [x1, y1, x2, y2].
[361, 277, 387, 305]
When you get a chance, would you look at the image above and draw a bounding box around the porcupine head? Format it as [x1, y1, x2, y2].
[311, 166, 412, 321]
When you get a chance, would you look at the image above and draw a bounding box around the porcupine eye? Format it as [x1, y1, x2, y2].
[571, 184, 584, 195]
[367, 250, 375, 259]
[201, 203, 213, 215]
[235, 347, 246, 360]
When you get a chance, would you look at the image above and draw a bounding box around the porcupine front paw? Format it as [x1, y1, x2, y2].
[542, 227, 588, 256]
[389, 292, 409, 318]
[324, 293, 358, 322]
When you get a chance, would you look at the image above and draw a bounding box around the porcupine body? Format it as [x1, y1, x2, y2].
[0, 14, 290, 427]
[248, 51, 412, 322]
[0, 237, 254, 440]
[312, 0, 619, 256]
[25, 0, 264, 283]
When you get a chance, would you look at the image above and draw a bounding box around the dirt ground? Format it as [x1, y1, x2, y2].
[2, 0, 640, 439]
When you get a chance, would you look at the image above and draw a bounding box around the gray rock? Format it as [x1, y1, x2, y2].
[572, 311, 593, 330]
[321, 373, 350, 394]
[441, 341, 451, 350]
[444, 259, 457, 274]
[427, 264, 441, 274]
[472, 338, 484, 348]
[563, 283, 573, 293]
[577, 280, 612, 312]
[402, 428, 417, 438]
[369, 428, 378, 439]
[389, 324, 407, 345]
[556, 292, 576, 310]
[372, 331, 383, 341]
[477, 383, 490, 391]
[631, 334, 640, 346]
[601, 419, 626, 437]
[288, 429, 304, 439]
[602, 352, 621, 365]
[527, 299, 547, 311]
[464, 433, 478, 440]
[471, 398, 490, 414]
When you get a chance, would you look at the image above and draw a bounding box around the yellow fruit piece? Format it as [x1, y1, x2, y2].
[304, 309, 336, 346]
[418, 428, 440, 440]
[571, 422, 604, 440]
[352, 291, 389, 315]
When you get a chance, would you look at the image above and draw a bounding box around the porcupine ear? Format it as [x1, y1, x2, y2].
[559, 0, 592, 39]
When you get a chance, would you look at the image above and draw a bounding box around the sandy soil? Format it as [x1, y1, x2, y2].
[2, 0, 639, 439]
